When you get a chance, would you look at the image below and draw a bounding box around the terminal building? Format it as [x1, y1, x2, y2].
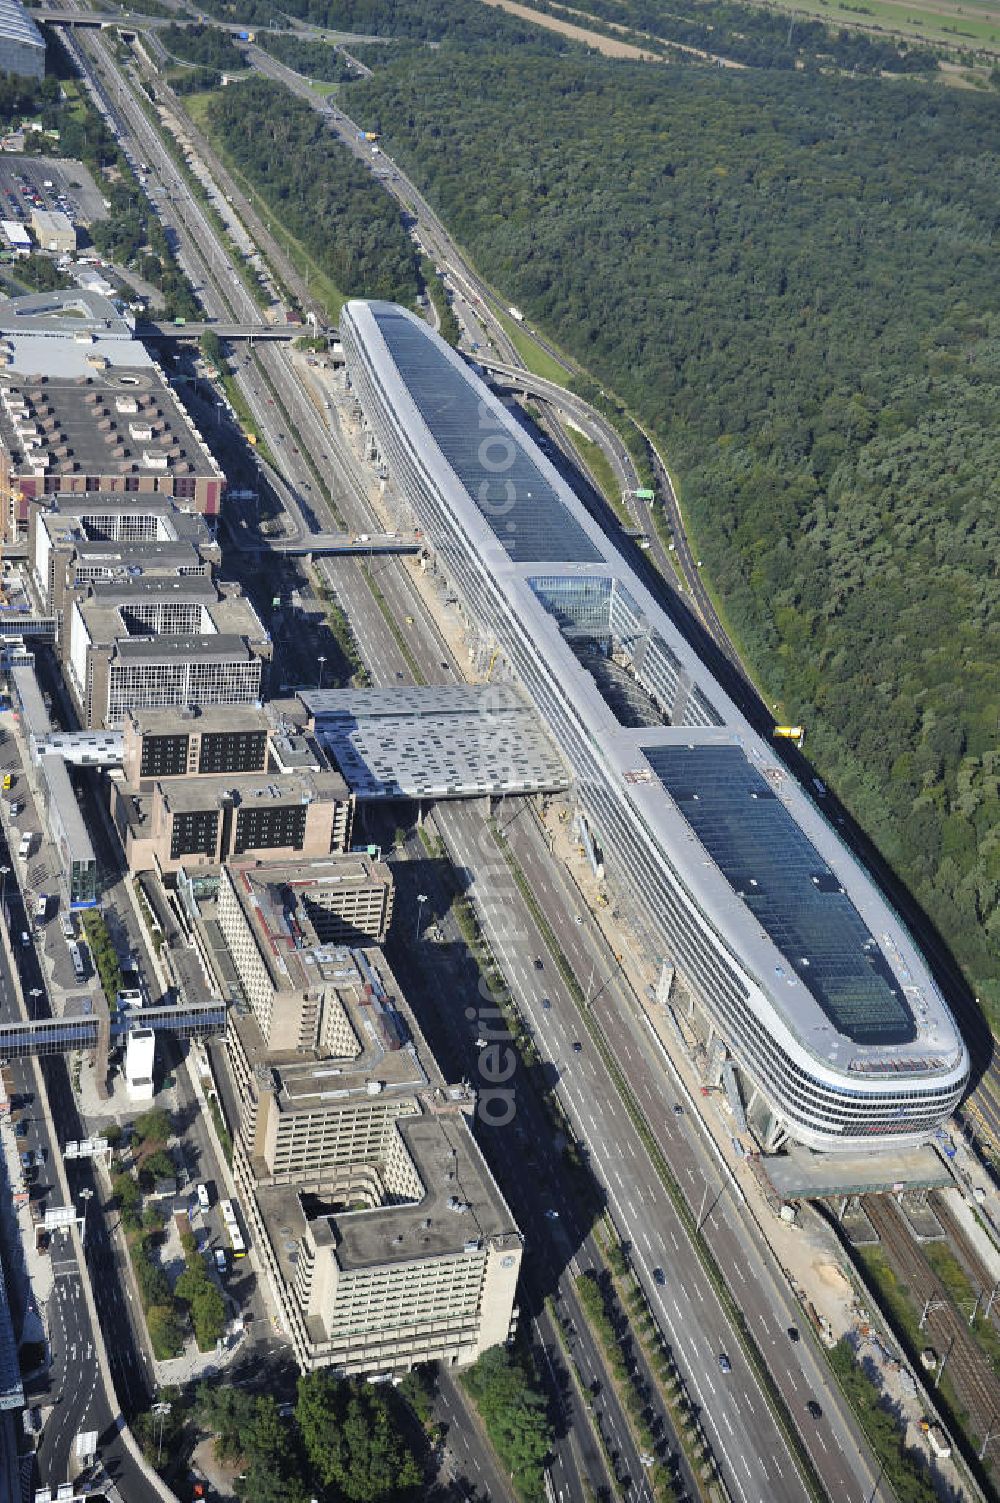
[0, 291, 224, 542]
[65, 577, 270, 727]
[340, 300, 969, 1156]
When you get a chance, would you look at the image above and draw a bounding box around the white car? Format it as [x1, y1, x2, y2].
[196, 1183, 210, 1211]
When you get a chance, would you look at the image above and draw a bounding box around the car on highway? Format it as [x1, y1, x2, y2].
[533, 957, 544, 971]
[541, 998, 551, 1010]
[653, 1267, 666, 1286]
[214, 1248, 228, 1273]
[673, 1103, 684, 1115]
[788, 1326, 800, 1342]
[574, 914, 583, 925]
[544, 1209, 559, 1220]
[718, 1353, 732, 1374]
[806, 1400, 822, 1419]
[14, 1120, 27, 1139]
[572, 1041, 583, 1054]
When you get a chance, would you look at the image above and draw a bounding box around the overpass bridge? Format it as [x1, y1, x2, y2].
[244, 531, 424, 557]
[140, 320, 331, 342]
[0, 1000, 227, 1061]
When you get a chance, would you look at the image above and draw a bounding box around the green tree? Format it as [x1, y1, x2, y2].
[146, 1303, 184, 1360]
[112, 1171, 141, 1227]
[296, 1373, 421, 1501]
[461, 1345, 552, 1499]
[133, 1108, 172, 1145]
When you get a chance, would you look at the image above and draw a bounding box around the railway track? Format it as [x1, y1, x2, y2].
[862, 1196, 999, 1453]
[928, 1192, 1000, 1336]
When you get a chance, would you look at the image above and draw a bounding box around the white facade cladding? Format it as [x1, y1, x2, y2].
[341, 300, 969, 1155]
[0, 0, 44, 81]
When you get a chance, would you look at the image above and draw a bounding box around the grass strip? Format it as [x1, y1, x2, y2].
[310, 566, 371, 686]
[574, 1269, 714, 1502]
[490, 821, 829, 1503]
[544, 1294, 626, 1499]
[359, 562, 426, 684]
[595, 1221, 727, 1501]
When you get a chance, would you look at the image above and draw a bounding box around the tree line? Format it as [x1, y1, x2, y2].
[203, 76, 419, 307]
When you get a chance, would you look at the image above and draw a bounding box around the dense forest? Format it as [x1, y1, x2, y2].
[352, 51, 1000, 1018]
[254, 32, 357, 80]
[159, 22, 244, 71]
[203, 77, 419, 305]
[515, 0, 939, 71]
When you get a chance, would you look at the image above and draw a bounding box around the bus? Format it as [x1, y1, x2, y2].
[220, 1198, 246, 1258]
[68, 941, 85, 982]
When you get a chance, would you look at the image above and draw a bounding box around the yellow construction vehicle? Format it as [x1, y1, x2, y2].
[773, 724, 805, 747]
[486, 647, 500, 681]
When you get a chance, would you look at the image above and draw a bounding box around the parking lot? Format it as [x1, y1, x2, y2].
[0, 154, 106, 230]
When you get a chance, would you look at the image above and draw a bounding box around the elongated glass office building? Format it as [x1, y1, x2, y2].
[340, 300, 968, 1153]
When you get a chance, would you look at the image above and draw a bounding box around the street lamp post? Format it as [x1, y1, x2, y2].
[317, 655, 327, 692]
[28, 987, 42, 1021]
[415, 893, 428, 940]
[151, 1400, 172, 1465]
[78, 1186, 94, 1248]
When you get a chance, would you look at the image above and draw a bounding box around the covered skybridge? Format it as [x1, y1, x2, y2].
[0, 1000, 226, 1060]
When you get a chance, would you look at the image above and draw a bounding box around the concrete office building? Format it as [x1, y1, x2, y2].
[38, 752, 98, 908]
[0, 292, 224, 542]
[217, 856, 394, 1051]
[121, 704, 272, 784]
[341, 300, 969, 1155]
[0, 0, 44, 81]
[223, 942, 521, 1375]
[111, 766, 353, 875]
[30, 493, 220, 637]
[66, 577, 270, 727]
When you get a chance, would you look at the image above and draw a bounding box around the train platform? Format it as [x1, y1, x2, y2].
[762, 1141, 951, 1203]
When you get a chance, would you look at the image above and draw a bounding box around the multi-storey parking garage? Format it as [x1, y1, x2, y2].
[340, 300, 968, 1154]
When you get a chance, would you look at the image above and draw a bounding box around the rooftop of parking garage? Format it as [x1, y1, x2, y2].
[301, 683, 568, 800]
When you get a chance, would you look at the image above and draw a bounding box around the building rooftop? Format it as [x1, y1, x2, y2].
[0, 297, 221, 484]
[126, 703, 271, 738]
[123, 766, 349, 826]
[231, 945, 437, 1100]
[345, 300, 966, 1085]
[762, 1142, 949, 1201]
[227, 856, 392, 996]
[112, 633, 257, 666]
[38, 751, 94, 861]
[0, 291, 131, 339]
[79, 581, 268, 654]
[256, 1104, 519, 1289]
[302, 683, 568, 799]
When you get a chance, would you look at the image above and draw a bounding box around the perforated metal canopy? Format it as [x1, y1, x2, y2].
[644, 744, 916, 1046]
[372, 306, 604, 564]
